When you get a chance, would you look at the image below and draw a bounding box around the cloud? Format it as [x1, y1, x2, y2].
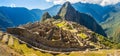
[46, 0, 66, 4]
[10, 3, 16, 7]
[100, 0, 120, 6]
[46, 0, 120, 6]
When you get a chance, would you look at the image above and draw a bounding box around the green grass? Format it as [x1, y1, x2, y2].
[101, 11, 120, 43]
[0, 32, 120, 56]
[9, 35, 118, 56]
[77, 33, 87, 39]
[56, 21, 66, 27]
[11, 38, 53, 56]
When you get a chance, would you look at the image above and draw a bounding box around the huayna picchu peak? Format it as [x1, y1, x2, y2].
[58, 2, 106, 37]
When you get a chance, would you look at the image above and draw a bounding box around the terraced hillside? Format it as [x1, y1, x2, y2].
[7, 19, 117, 52]
[0, 31, 54, 56]
[0, 20, 120, 56]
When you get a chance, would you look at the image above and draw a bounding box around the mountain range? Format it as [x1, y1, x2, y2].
[0, 2, 120, 28]
[1, 1, 120, 56]
[0, 7, 39, 30]
[33, 2, 120, 23]
[6, 2, 116, 53]
[0, 2, 120, 42]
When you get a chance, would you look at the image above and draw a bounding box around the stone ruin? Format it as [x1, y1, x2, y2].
[7, 22, 103, 52]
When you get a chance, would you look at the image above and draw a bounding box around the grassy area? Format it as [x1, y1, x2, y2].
[56, 49, 120, 56]
[56, 21, 66, 27]
[7, 33, 120, 56]
[8, 35, 120, 56]
[55, 21, 78, 33]
[77, 33, 88, 39]
[10, 37, 53, 56]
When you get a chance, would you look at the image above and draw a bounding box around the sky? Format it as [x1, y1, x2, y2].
[47, 0, 120, 6]
[0, 0, 54, 10]
[0, 0, 120, 10]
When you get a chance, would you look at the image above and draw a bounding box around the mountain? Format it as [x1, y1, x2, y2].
[0, 11, 13, 30]
[30, 2, 120, 23]
[31, 2, 116, 23]
[0, 7, 40, 30]
[0, 7, 37, 25]
[5, 2, 115, 52]
[57, 2, 106, 37]
[31, 5, 61, 20]
[73, 2, 113, 23]
[0, 2, 120, 56]
[31, 9, 43, 20]
[101, 3, 120, 43]
[43, 5, 61, 16]
[41, 12, 51, 21]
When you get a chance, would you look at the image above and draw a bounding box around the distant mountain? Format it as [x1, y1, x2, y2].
[43, 5, 61, 16]
[57, 2, 106, 36]
[0, 2, 120, 38]
[31, 2, 118, 23]
[73, 2, 113, 23]
[0, 7, 38, 25]
[0, 7, 40, 30]
[101, 3, 120, 43]
[31, 9, 43, 20]
[0, 12, 13, 30]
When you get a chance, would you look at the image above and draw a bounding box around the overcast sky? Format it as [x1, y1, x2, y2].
[0, 0, 120, 10]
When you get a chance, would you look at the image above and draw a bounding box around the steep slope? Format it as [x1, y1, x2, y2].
[101, 5, 120, 43]
[73, 2, 113, 23]
[0, 12, 13, 30]
[0, 43, 22, 56]
[58, 2, 106, 37]
[0, 31, 23, 56]
[41, 12, 51, 21]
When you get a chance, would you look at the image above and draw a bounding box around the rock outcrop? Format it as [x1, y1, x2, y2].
[41, 12, 51, 22]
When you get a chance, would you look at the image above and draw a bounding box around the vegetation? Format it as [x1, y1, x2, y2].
[1, 20, 120, 56]
[94, 33, 120, 49]
[10, 37, 53, 56]
[3, 35, 120, 56]
[56, 21, 66, 27]
[101, 11, 120, 43]
[77, 33, 88, 39]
